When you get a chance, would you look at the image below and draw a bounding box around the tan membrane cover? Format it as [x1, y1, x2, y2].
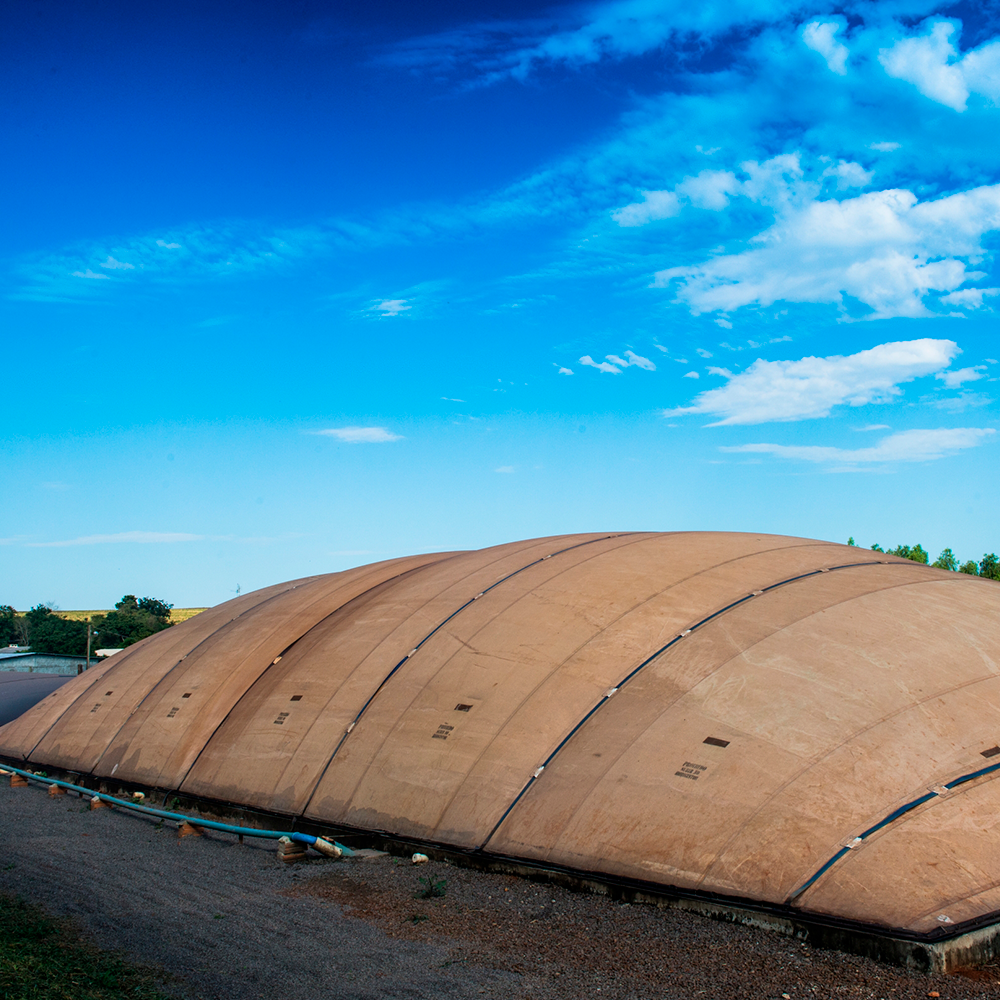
[3, 531, 999, 934]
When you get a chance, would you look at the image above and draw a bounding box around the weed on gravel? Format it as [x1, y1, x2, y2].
[0, 893, 173, 1000]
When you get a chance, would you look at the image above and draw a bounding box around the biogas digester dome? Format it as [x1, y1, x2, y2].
[4, 532, 1000, 940]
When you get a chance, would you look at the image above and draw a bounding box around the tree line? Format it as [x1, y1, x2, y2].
[0, 596, 173, 656]
[847, 539, 1000, 579]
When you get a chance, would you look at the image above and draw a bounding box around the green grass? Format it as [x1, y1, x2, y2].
[0, 894, 173, 999]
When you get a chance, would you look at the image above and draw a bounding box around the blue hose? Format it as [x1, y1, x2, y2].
[2, 763, 354, 855]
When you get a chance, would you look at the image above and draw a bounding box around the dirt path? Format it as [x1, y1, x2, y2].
[2, 781, 999, 999]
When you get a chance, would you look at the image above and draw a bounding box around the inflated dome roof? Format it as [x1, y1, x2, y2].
[4, 531, 1000, 937]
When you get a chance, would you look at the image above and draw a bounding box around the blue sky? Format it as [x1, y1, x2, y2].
[3, 0, 998, 608]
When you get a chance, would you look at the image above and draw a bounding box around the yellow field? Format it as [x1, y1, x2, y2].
[46, 608, 207, 623]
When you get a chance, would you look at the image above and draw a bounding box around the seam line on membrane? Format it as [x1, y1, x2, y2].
[299, 534, 634, 814]
[23, 579, 316, 763]
[478, 558, 920, 850]
[173, 558, 456, 791]
[85, 581, 324, 775]
[788, 759, 1000, 903]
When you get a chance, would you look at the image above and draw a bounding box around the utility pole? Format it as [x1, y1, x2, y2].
[86, 618, 92, 671]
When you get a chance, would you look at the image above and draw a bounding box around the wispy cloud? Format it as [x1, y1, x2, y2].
[722, 427, 995, 464]
[100, 255, 134, 270]
[372, 298, 411, 316]
[580, 349, 656, 373]
[495, 465, 515, 473]
[28, 531, 204, 548]
[580, 355, 621, 373]
[666, 339, 959, 425]
[384, 0, 827, 84]
[16, 222, 336, 302]
[311, 426, 404, 443]
[936, 366, 987, 388]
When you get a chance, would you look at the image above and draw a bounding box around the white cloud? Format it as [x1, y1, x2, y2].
[870, 141, 901, 152]
[555, 365, 574, 375]
[880, 21, 967, 110]
[822, 160, 872, 190]
[802, 20, 849, 75]
[715, 318, 732, 329]
[100, 255, 135, 270]
[879, 20, 1000, 112]
[372, 299, 411, 316]
[696, 348, 713, 358]
[580, 354, 621, 373]
[936, 365, 987, 388]
[651, 159, 1000, 320]
[588, 350, 656, 372]
[675, 170, 741, 210]
[665, 339, 959, 425]
[722, 427, 995, 464]
[71, 268, 110, 280]
[611, 189, 680, 227]
[609, 349, 656, 370]
[156, 240, 182, 249]
[961, 38, 1000, 103]
[857, 424, 891, 431]
[940, 287, 1000, 308]
[683, 371, 700, 379]
[495, 465, 515, 473]
[312, 426, 404, 443]
[627, 350, 655, 370]
[29, 531, 204, 548]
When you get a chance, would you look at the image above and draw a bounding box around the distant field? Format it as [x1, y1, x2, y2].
[52, 608, 208, 623]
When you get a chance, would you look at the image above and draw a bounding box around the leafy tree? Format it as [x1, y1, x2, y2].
[23, 605, 89, 655]
[92, 595, 173, 649]
[138, 596, 172, 619]
[847, 537, 856, 546]
[932, 548, 958, 572]
[980, 553, 1000, 581]
[884, 544, 929, 564]
[959, 560, 980, 575]
[870, 543, 884, 552]
[0, 606, 19, 646]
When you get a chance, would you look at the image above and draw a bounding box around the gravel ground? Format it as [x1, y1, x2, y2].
[2, 779, 1000, 1000]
